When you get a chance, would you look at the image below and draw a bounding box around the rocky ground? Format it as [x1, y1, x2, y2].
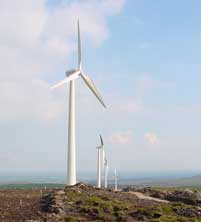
[122, 186, 201, 206]
[1, 183, 201, 221]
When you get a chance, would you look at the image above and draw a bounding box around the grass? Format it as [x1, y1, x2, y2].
[2, 183, 201, 221]
[64, 216, 76, 222]
[0, 183, 65, 190]
[62, 187, 201, 221]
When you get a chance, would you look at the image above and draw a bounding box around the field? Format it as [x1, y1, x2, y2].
[0, 183, 65, 190]
[0, 184, 63, 221]
[0, 188, 42, 221]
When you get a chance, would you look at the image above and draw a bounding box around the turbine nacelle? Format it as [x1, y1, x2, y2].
[65, 69, 79, 77]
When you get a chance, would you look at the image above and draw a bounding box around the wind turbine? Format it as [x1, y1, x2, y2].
[101, 139, 108, 188]
[51, 21, 106, 186]
[114, 169, 118, 191]
[97, 135, 104, 188]
[103, 151, 108, 188]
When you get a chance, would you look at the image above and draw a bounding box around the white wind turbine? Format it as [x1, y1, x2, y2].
[97, 135, 104, 188]
[101, 140, 108, 189]
[114, 169, 118, 191]
[51, 21, 106, 186]
[103, 151, 108, 188]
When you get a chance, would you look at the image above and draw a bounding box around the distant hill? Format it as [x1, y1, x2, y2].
[119, 175, 201, 187]
[156, 175, 201, 187]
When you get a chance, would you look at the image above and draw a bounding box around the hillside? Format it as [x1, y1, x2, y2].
[1, 183, 201, 221]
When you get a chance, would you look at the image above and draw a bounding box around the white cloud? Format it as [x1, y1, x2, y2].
[109, 131, 133, 145]
[144, 132, 159, 145]
[0, 0, 47, 48]
[0, 80, 65, 121]
[101, 0, 126, 14]
[0, 0, 126, 121]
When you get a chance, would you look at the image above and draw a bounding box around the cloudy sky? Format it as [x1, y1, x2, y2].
[0, 0, 201, 176]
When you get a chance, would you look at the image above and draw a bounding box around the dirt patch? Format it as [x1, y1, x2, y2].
[128, 191, 169, 203]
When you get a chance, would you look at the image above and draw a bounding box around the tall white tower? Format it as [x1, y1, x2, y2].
[104, 157, 108, 188]
[96, 135, 104, 188]
[114, 169, 118, 191]
[51, 21, 106, 186]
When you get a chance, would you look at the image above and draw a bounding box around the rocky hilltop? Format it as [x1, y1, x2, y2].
[1, 183, 201, 221]
[40, 183, 201, 222]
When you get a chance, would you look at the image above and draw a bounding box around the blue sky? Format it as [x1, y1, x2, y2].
[0, 0, 201, 178]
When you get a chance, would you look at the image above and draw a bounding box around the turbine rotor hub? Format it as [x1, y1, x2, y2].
[65, 69, 78, 77]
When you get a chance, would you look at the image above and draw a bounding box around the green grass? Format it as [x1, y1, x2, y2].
[1, 183, 201, 221]
[62, 187, 201, 221]
[0, 183, 65, 190]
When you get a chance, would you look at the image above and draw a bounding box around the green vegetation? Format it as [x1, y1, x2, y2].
[0, 183, 65, 190]
[60, 185, 201, 221]
[2, 183, 200, 221]
[64, 216, 76, 222]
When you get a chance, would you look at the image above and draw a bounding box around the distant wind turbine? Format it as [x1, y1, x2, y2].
[97, 135, 104, 188]
[101, 140, 108, 189]
[103, 151, 108, 188]
[51, 21, 106, 186]
[114, 169, 118, 191]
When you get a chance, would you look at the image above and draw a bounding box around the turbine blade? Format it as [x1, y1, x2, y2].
[51, 71, 80, 89]
[78, 20, 81, 69]
[51, 78, 69, 89]
[100, 134, 104, 146]
[81, 73, 106, 108]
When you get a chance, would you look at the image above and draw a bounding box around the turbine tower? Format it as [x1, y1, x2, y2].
[97, 135, 104, 188]
[51, 21, 106, 186]
[103, 152, 108, 188]
[102, 140, 108, 189]
[114, 169, 118, 191]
